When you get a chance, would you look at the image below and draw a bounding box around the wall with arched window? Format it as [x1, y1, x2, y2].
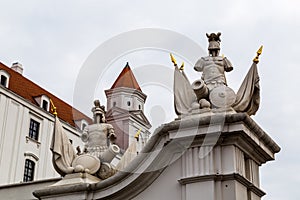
[23, 152, 39, 182]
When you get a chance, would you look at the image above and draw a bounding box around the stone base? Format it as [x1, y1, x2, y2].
[211, 107, 236, 114]
[176, 107, 236, 120]
[50, 173, 100, 187]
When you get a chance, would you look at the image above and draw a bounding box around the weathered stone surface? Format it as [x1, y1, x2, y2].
[51, 173, 101, 186]
[72, 155, 101, 174]
[209, 85, 236, 108]
[34, 113, 280, 200]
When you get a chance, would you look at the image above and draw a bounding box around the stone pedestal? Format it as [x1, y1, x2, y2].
[33, 173, 100, 200]
[174, 113, 279, 200]
[51, 173, 100, 186]
[34, 113, 280, 200]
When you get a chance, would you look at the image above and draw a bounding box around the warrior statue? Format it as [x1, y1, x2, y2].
[79, 100, 120, 179]
[194, 32, 233, 91]
[173, 32, 261, 116]
[51, 100, 120, 181]
[82, 100, 116, 158]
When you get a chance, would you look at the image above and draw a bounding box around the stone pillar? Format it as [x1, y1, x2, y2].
[175, 113, 280, 200]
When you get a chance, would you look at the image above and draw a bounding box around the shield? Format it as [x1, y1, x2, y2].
[209, 86, 236, 108]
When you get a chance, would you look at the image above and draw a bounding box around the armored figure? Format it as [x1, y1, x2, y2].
[82, 100, 116, 160]
[173, 32, 261, 116]
[194, 32, 233, 91]
[78, 100, 120, 179]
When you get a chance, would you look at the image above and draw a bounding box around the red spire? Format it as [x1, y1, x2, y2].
[111, 62, 141, 91]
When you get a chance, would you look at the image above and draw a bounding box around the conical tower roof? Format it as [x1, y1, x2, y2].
[110, 62, 141, 91]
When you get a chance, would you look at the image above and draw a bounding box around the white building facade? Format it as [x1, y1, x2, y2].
[0, 61, 152, 187]
[0, 61, 90, 186]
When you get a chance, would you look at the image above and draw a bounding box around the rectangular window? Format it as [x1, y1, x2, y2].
[0, 75, 7, 87]
[42, 100, 48, 111]
[23, 159, 35, 182]
[29, 119, 40, 141]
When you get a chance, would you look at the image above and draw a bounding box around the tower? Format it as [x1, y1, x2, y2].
[105, 62, 151, 152]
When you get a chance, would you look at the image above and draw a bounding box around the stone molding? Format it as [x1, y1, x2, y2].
[33, 113, 280, 199]
[178, 173, 266, 197]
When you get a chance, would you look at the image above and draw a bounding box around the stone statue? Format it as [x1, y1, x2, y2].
[79, 100, 120, 179]
[173, 32, 261, 116]
[194, 32, 233, 91]
[81, 100, 116, 159]
[51, 100, 120, 180]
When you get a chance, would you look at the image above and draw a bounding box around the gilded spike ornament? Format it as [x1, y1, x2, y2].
[179, 62, 184, 71]
[170, 53, 177, 66]
[253, 45, 263, 64]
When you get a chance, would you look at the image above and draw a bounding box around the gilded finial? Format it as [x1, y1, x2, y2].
[134, 128, 142, 141]
[50, 99, 58, 116]
[170, 53, 177, 66]
[253, 45, 263, 64]
[179, 62, 184, 71]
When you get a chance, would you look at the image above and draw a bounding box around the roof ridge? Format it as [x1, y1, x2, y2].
[0, 61, 92, 127]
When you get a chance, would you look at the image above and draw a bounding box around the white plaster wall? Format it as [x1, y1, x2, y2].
[221, 145, 238, 174]
[221, 180, 247, 200]
[107, 94, 123, 111]
[0, 97, 22, 184]
[221, 180, 236, 200]
[0, 89, 83, 185]
[133, 96, 144, 111]
[107, 89, 145, 112]
[132, 157, 182, 200]
[234, 181, 248, 200]
[186, 181, 215, 200]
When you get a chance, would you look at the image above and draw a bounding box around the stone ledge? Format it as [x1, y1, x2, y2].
[178, 173, 266, 197]
[33, 113, 278, 199]
[50, 173, 100, 187]
[158, 113, 280, 154]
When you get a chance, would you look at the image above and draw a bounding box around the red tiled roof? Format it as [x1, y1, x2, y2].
[110, 62, 141, 91]
[0, 61, 92, 127]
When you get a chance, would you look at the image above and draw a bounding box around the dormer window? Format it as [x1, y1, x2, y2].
[75, 119, 88, 131]
[35, 95, 50, 112]
[42, 100, 48, 111]
[0, 70, 10, 88]
[34, 95, 50, 112]
[1, 75, 7, 86]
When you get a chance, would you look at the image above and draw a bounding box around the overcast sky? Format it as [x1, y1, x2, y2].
[0, 0, 299, 199]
